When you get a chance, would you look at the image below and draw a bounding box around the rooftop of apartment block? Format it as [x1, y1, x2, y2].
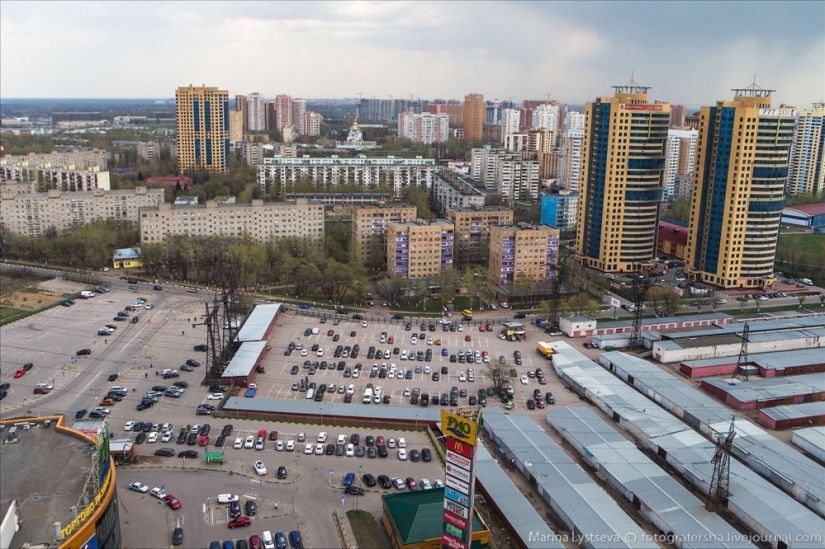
[446, 205, 513, 214]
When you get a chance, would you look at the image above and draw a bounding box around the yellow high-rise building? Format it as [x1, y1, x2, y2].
[576, 82, 670, 273]
[685, 86, 795, 289]
[176, 85, 230, 175]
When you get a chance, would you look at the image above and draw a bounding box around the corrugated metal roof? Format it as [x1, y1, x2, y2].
[662, 328, 825, 352]
[475, 444, 564, 549]
[235, 303, 281, 342]
[598, 313, 731, 330]
[662, 316, 825, 341]
[482, 408, 655, 549]
[703, 374, 825, 403]
[221, 340, 267, 378]
[793, 426, 825, 454]
[550, 342, 825, 547]
[682, 347, 825, 372]
[760, 402, 825, 422]
[599, 351, 825, 518]
[223, 396, 443, 422]
[546, 406, 755, 549]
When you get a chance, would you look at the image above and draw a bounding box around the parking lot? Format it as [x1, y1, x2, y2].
[249, 311, 571, 415]
[118, 421, 443, 548]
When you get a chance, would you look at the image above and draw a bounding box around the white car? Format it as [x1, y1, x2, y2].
[361, 321, 368, 328]
[433, 479, 444, 488]
[388, 370, 396, 379]
[297, 432, 306, 442]
[488, 304, 496, 310]
[276, 441, 285, 451]
[458, 372, 466, 382]
[253, 460, 268, 476]
[315, 443, 324, 455]
[93, 407, 111, 415]
[718, 299, 727, 304]
[346, 384, 355, 395]
[301, 349, 309, 356]
[207, 393, 224, 400]
[427, 338, 433, 345]
[285, 440, 295, 451]
[424, 366, 431, 373]
[304, 443, 314, 454]
[411, 337, 417, 345]
[398, 449, 407, 460]
[151, 487, 166, 499]
[520, 375, 528, 385]
[500, 302, 509, 308]
[129, 481, 149, 493]
[217, 494, 239, 504]
[316, 348, 325, 357]
[244, 435, 255, 449]
[346, 443, 355, 457]
[233, 437, 243, 449]
[398, 437, 406, 448]
[161, 431, 173, 443]
[145, 304, 154, 310]
[420, 478, 432, 490]
[124, 421, 135, 431]
[317, 432, 328, 442]
[403, 387, 411, 397]
[457, 325, 464, 332]
[147, 432, 159, 443]
[311, 327, 320, 335]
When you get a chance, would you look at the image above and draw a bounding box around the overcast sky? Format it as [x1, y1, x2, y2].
[2, 1, 822, 108]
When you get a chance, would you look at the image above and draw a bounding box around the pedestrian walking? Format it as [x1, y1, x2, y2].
[155, 370, 159, 376]
[145, 372, 148, 379]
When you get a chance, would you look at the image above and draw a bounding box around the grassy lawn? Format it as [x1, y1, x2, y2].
[346, 509, 384, 548]
[778, 233, 825, 257]
[0, 307, 23, 320]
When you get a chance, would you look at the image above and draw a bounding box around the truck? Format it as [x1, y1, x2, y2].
[245, 383, 257, 398]
[536, 341, 554, 359]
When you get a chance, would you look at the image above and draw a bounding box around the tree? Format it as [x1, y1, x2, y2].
[140, 242, 166, 278]
[648, 287, 683, 317]
[512, 272, 532, 304]
[798, 294, 807, 309]
[402, 185, 435, 219]
[537, 300, 551, 319]
[318, 260, 358, 303]
[484, 361, 506, 394]
[437, 270, 460, 309]
[662, 197, 690, 224]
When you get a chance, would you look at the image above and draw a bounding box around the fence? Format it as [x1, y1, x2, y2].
[280, 305, 526, 328]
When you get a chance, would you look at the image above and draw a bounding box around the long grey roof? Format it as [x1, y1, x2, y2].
[546, 406, 755, 549]
[660, 315, 825, 341]
[223, 396, 443, 422]
[760, 402, 825, 423]
[482, 408, 656, 549]
[702, 373, 825, 404]
[792, 426, 825, 456]
[681, 347, 825, 372]
[475, 443, 564, 549]
[222, 340, 267, 378]
[597, 312, 731, 330]
[236, 303, 281, 342]
[549, 341, 825, 548]
[599, 351, 825, 518]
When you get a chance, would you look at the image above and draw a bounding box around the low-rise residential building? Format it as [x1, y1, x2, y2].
[113, 247, 143, 269]
[489, 224, 560, 285]
[445, 205, 514, 269]
[352, 203, 417, 266]
[0, 165, 111, 192]
[0, 186, 164, 236]
[139, 197, 324, 243]
[257, 155, 436, 197]
[0, 149, 109, 170]
[387, 219, 454, 278]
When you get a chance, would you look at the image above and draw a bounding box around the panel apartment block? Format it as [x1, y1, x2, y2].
[387, 219, 454, 278]
[445, 205, 514, 269]
[489, 224, 560, 285]
[1, 186, 164, 236]
[0, 165, 111, 192]
[139, 198, 324, 242]
[257, 155, 436, 198]
[0, 149, 109, 170]
[430, 171, 485, 216]
[351, 203, 417, 265]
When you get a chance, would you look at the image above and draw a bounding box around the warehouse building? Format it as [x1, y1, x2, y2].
[760, 402, 825, 430]
[700, 373, 825, 411]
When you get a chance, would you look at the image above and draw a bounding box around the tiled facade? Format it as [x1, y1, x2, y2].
[352, 204, 417, 265]
[489, 224, 560, 286]
[445, 206, 514, 268]
[387, 220, 454, 278]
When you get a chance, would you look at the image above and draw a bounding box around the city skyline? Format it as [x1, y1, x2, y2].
[1, 1, 822, 108]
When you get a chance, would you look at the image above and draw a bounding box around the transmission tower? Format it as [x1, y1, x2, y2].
[735, 323, 751, 380]
[706, 416, 736, 512]
[548, 254, 573, 332]
[629, 269, 652, 348]
[196, 298, 222, 381]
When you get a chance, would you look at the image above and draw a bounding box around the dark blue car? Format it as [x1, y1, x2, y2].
[297, 304, 309, 310]
[275, 532, 287, 549]
[304, 328, 312, 337]
[289, 531, 302, 548]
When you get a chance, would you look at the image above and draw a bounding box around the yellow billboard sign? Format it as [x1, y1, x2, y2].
[441, 410, 478, 447]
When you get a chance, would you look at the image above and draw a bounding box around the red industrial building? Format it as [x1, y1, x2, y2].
[759, 402, 825, 429]
[701, 373, 825, 411]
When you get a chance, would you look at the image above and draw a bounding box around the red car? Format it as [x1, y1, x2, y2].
[327, 330, 334, 336]
[536, 399, 546, 409]
[479, 325, 485, 332]
[465, 335, 472, 341]
[228, 517, 251, 529]
[375, 436, 385, 447]
[34, 386, 50, 394]
[387, 336, 394, 344]
[405, 477, 417, 490]
[268, 430, 278, 441]
[163, 495, 181, 510]
[249, 535, 263, 549]
[14, 368, 25, 378]
[537, 376, 547, 385]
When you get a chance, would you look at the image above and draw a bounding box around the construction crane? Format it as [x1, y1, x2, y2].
[706, 416, 736, 512]
[547, 254, 573, 333]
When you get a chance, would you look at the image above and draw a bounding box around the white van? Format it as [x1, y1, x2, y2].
[262, 531, 275, 549]
[363, 388, 373, 404]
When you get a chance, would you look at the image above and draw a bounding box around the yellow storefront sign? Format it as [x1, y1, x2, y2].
[441, 410, 478, 447]
[61, 470, 111, 538]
